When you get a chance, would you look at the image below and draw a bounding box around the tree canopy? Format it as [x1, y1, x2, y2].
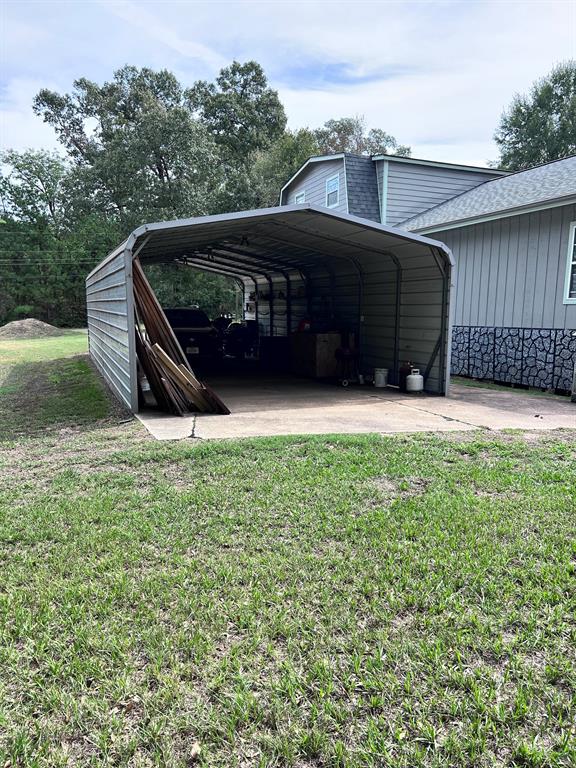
[314, 116, 411, 157]
[33, 66, 222, 228]
[187, 61, 287, 163]
[0, 149, 68, 230]
[494, 61, 576, 171]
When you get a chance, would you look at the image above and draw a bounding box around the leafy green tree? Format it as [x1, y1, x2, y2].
[145, 264, 240, 319]
[33, 66, 222, 227]
[28, 66, 243, 322]
[187, 61, 287, 164]
[0, 151, 122, 326]
[251, 128, 321, 207]
[495, 61, 576, 170]
[0, 215, 111, 326]
[0, 150, 68, 230]
[314, 116, 410, 156]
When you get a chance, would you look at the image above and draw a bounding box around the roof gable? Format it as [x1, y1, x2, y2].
[279, 154, 345, 203]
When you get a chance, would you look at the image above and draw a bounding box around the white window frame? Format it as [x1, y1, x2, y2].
[294, 190, 306, 204]
[325, 174, 340, 208]
[563, 220, 576, 305]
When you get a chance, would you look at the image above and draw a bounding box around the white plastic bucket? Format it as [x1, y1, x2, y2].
[374, 368, 388, 388]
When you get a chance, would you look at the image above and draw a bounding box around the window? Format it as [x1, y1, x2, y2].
[564, 221, 576, 304]
[294, 190, 306, 204]
[325, 175, 339, 208]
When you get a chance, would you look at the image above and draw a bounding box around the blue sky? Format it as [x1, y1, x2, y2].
[1, 0, 575, 166]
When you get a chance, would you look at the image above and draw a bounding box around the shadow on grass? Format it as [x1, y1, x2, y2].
[0, 354, 120, 441]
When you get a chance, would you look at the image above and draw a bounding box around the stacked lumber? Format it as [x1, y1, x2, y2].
[132, 257, 229, 416]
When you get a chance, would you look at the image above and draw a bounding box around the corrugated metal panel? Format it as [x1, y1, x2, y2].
[436, 203, 576, 330]
[86, 246, 136, 410]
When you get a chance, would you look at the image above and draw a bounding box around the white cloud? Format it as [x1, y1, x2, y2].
[1, 0, 574, 165]
[101, 0, 227, 69]
[273, 0, 575, 164]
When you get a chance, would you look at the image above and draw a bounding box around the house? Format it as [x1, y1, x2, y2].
[279, 153, 576, 392]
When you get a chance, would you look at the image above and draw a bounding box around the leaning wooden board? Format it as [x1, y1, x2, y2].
[132, 257, 230, 416]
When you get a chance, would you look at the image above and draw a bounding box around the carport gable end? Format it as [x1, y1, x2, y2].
[86, 205, 454, 414]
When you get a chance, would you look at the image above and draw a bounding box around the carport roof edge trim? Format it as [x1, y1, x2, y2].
[86, 204, 455, 281]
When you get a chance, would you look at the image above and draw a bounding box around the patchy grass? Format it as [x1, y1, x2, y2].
[0, 331, 117, 440]
[452, 376, 569, 400]
[0, 338, 575, 767]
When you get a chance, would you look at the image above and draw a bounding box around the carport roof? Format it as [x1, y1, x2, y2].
[88, 205, 454, 282]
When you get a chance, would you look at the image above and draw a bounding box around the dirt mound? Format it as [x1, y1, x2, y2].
[0, 318, 65, 340]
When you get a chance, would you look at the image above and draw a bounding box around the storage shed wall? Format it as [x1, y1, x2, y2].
[434, 203, 576, 330]
[86, 247, 135, 410]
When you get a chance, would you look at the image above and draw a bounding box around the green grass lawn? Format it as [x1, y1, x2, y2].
[0, 334, 575, 767]
[0, 331, 111, 440]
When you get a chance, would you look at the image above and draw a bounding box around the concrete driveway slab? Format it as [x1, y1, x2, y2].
[136, 377, 575, 440]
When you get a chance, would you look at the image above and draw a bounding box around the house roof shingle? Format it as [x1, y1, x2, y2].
[402, 155, 576, 232]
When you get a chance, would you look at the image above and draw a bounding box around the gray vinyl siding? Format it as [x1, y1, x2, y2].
[344, 155, 380, 222]
[86, 246, 135, 410]
[377, 160, 500, 227]
[282, 159, 348, 214]
[436, 203, 576, 330]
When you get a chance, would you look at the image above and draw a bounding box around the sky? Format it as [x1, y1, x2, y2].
[1, 0, 575, 167]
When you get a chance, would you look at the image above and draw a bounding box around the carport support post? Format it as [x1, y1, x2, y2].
[444, 250, 455, 396]
[252, 277, 259, 329]
[267, 276, 274, 336]
[393, 264, 401, 385]
[430, 246, 451, 395]
[285, 271, 291, 333]
[124, 242, 139, 413]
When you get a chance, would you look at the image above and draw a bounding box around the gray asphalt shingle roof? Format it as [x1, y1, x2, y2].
[402, 155, 576, 232]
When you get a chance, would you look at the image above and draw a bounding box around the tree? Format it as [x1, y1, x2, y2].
[28, 63, 293, 322]
[314, 116, 410, 156]
[0, 150, 68, 230]
[145, 264, 239, 319]
[251, 128, 321, 207]
[33, 66, 222, 227]
[187, 61, 287, 163]
[494, 61, 576, 171]
[0, 150, 122, 326]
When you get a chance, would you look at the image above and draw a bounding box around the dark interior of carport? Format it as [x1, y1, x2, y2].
[130, 205, 452, 409]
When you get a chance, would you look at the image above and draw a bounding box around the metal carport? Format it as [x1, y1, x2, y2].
[86, 205, 454, 413]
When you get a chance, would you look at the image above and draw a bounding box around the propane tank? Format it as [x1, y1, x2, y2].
[406, 368, 424, 393]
